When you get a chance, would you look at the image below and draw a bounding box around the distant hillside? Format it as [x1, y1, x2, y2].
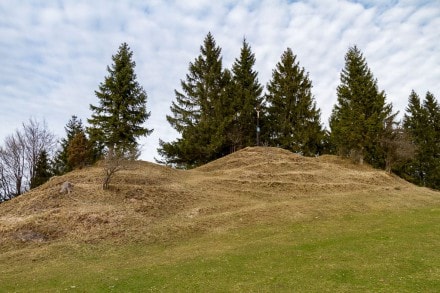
[1, 147, 439, 249]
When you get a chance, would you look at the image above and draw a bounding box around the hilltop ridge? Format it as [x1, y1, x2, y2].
[1, 147, 438, 249]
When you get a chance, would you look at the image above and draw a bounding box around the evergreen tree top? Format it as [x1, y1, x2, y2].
[169, 32, 225, 131]
[109, 42, 135, 71]
[231, 38, 263, 103]
[64, 115, 84, 140]
[424, 92, 440, 114]
[232, 39, 260, 85]
[405, 90, 422, 116]
[88, 42, 152, 154]
[196, 32, 223, 71]
[336, 45, 389, 116]
[339, 46, 378, 98]
[267, 48, 312, 99]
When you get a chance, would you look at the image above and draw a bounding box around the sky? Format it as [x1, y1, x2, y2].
[1, 0, 439, 162]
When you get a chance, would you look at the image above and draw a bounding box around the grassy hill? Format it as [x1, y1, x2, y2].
[1, 147, 439, 292]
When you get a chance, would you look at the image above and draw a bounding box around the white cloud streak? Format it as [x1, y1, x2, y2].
[0, 0, 438, 162]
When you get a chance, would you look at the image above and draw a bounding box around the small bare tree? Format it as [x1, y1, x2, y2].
[23, 118, 56, 184]
[0, 131, 26, 196]
[102, 146, 139, 190]
[102, 147, 124, 190]
[0, 160, 13, 201]
[0, 119, 56, 200]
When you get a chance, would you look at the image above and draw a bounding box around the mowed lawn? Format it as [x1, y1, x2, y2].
[1, 207, 439, 292]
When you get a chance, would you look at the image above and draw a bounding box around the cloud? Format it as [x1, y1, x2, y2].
[0, 0, 439, 162]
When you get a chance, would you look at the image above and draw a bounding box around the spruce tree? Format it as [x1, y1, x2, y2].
[330, 45, 394, 165]
[423, 92, 440, 188]
[266, 48, 324, 156]
[403, 90, 440, 188]
[88, 42, 152, 156]
[53, 115, 84, 175]
[404, 90, 425, 147]
[229, 38, 263, 150]
[30, 150, 52, 189]
[158, 33, 230, 168]
[401, 90, 425, 184]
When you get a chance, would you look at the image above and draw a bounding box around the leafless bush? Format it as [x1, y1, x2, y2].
[102, 146, 139, 190]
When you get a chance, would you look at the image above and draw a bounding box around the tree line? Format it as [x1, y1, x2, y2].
[1, 33, 438, 202]
[158, 33, 439, 190]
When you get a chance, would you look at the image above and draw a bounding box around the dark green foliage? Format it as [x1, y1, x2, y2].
[402, 90, 440, 189]
[158, 33, 232, 168]
[30, 150, 52, 189]
[266, 48, 324, 156]
[229, 38, 264, 150]
[330, 46, 394, 165]
[88, 42, 152, 156]
[53, 115, 84, 175]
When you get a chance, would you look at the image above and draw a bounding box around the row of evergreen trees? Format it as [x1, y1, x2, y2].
[48, 33, 440, 191]
[3, 33, 437, 201]
[158, 33, 325, 167]
[157, 33, 439, 189]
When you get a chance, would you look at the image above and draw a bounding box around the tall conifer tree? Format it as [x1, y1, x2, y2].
[266, 48, 324, 156]
[404, 91, 425, 147]
[423, 92, 440, 188]
[403, 90, 440, 188]
[158, 33, 230, 168]
[88, 43, 152, 156]
[229, 38, 263, 150]
[330, 45, 393, 165]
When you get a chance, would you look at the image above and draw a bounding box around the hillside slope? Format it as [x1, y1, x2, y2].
[1, 147, 439, 249]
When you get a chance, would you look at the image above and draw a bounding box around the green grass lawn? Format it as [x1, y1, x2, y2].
[1, 207, 439, 292]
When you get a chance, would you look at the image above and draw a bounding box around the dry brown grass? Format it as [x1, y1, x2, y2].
[1, 147, 439, 250]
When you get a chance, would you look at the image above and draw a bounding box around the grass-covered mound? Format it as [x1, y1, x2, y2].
[1, 147, 439, 291]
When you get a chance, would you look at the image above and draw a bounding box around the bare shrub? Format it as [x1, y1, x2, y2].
[102, 146, 139, 190]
